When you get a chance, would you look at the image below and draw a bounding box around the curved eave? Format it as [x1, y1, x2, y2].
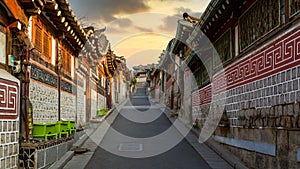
[46, 0, 88, 51]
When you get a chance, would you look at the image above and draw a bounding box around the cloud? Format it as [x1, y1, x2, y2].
[69, 0, 151, 25]
[134, 26, 153, 32]
[158, 7, 202, 33]
[174, 7, 202, 18]
[158, 15, 180, 33]
[111, 18, 133, 28]
[106, 26, 128, 34]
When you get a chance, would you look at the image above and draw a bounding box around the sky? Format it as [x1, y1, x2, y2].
[68, 0, 211, 68]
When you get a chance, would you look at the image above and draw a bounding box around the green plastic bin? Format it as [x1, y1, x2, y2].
[56, 122, 69, 138]
[97, 109, 106, 116]
[33, 122, 58, 140]
[62, 120, 76, 134]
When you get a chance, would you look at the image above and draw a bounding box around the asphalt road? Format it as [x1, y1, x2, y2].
[84, 87, 211, 169]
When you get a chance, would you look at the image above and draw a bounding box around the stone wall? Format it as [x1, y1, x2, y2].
[97, 93, 106, 110]
[60, 91, 76, 121]
[91, 89, 97, 119]
[29, 81, 58, 123]
[60, 78, 76, 121]
[76, 73, 86, 124]
[0, 70, 20, 169]
[191, 22, 300, 168]
[30, 63, 58, 122]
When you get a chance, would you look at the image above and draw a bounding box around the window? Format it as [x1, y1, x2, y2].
[290, 0, 300, 17]
[32, 16, 52, 61]
[189, 52, 211, 89]
[213, 29, 232, 66]
[239, 0, 280, 51]
[61, 47, 72, 75]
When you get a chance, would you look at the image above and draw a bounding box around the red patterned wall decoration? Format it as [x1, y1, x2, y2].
[192, 84, 212, 106]
[214, 28, 300, 93]
[0, 78, 19, 119]
[193, 27, 300, 106]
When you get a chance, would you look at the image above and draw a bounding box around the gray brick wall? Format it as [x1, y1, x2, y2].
[60, 92, 76, 121]
[225, 66, 300, 128]
[76, 86, 86, 124]
[0, 120, 19, 169]
[29, 81, 59, 122]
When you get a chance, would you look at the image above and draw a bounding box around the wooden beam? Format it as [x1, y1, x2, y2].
[44, 2, 58, 10]
[26, 8, 41, 15]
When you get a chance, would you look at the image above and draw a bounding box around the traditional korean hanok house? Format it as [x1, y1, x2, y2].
[110, 54, 126, 105]
[148, 63, 160, 101]
[18, 0, 90, 168]
[94, 28, 110, 113]
[94, 28, 109, 117]
[0, 0, 30, 168]
[187, 0, 300, 168]
[77, 26, 97, 123]
[25, 0, 89, 124]
[103, 49, 115, 109]
[77, 27, 110, 124]
[170, 14, 199, 123]
[151, 52, 167, 102]
[157, 14, 198, 123]
[114, 56, 129, 102]
[103, 49, 128, 108]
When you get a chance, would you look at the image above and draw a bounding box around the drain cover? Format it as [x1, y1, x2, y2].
[118, 143, 143, 152]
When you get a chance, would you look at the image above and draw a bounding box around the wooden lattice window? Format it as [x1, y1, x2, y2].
[32, 16, 52, 62]
[190, 53, 211, 89]
[290, 0, 300, 17]
[43, 31, 51, 60]
[61, 47, 72, 75]
[213, 29, 232, 66]
[239, 0, 280, 51]
[34, 25, 42, 52]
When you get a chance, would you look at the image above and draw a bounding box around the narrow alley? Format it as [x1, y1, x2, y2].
[0, 0, 300, 168]
[64, 85, 232, 169]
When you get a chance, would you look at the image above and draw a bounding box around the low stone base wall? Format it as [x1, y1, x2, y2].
[214, 127, 300, 169]
[19, 138, 74, 169]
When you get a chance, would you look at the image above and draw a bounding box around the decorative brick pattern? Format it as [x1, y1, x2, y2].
[97, 94, 106, 110]
[0, 120, 19, 169]
[60, 92, 76, 121]
[91, 89, 97, 119]
[76, 87, 86, 123]
[29, 81, 58, 122]
[76, 73, 86, 124]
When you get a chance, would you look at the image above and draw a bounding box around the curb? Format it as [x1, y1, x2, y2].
[49, 151, 74, 169]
